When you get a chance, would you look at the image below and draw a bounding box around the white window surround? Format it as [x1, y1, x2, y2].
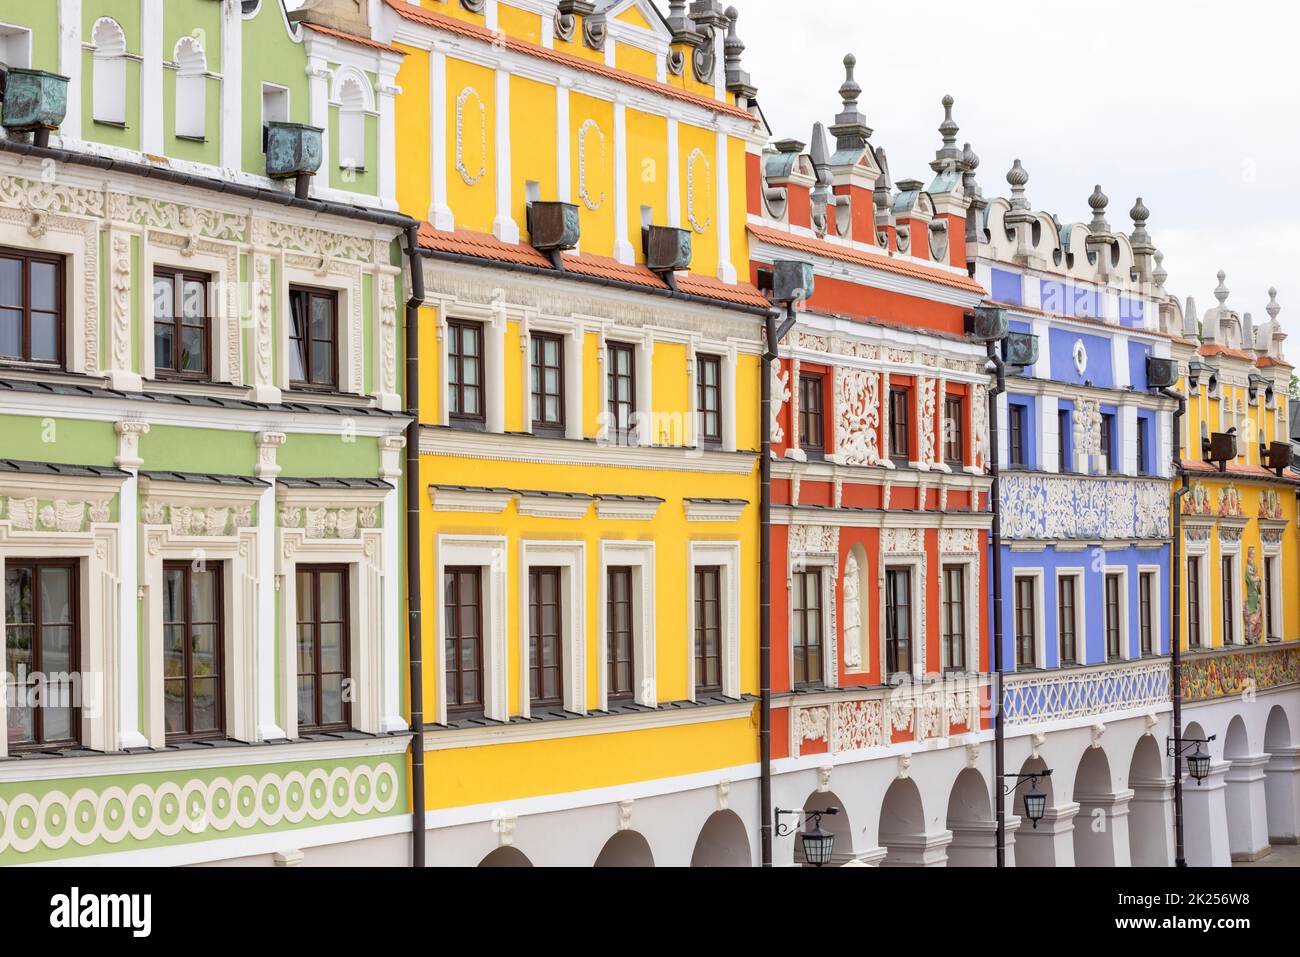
[91, 18, 127, 127]
[139, 479, 262, 748]
[518, 539, 587, 717]
[332, 67, 373, 171]
[1011, 570, 1047, 672]
[597, 540, 656, 710]
[882, 557, 926, 680]
[141, 243, 241, 385]
[519, 315, 584, 442]
[786, 553, 836, 688]
[281, 260, 365, 396]
[0, 224, 96, 377]
[437, 304, 506, 432]
[173, 35, 207, 141]
[261, 82, 290, 133]
[599, 330, 654, 447]
[685, 540, 741, 701]
[1219, 540, 1244, 647]
[939, 555, 980, 675]
[0, 22, 33, 69]
[687, 340, 739, 452]
[1185, 535, 1213, 650]
[0, 472, 125, 759]
[276, 485, 391, 738]
[1137, 563, 1164, 656]
[1261, 548, 1283, 642]
[434, 534, 509, 725]
[1052, 567, 1088, 667]
[1103, 566, 1132, 661]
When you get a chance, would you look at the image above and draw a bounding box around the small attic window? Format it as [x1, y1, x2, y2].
[0, 24, 33, 70]
[336, 73, 368, 171]
[92, 18, 128, 127]
[261, 83, 289, 151]
[174, 36, 207, 141]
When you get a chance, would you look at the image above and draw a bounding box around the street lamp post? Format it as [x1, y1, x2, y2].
[1003, 770, 1053, 830]
[1169, 734, 1217, 785]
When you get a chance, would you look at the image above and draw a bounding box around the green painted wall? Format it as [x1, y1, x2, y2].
[138, 425, 256, 475]
[240, 2, 309, 178]
[82, 0, 144, 152]
[278, 433, 380, 478]
[1, 5, 60, 70]
[0, 415, 117, 467]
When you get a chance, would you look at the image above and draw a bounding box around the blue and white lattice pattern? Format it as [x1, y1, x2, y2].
[1001, 474, 1170, 541]
[1003, 660, 1170, 726]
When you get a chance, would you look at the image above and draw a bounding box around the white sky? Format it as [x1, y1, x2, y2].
[732, 0, 1300, 361]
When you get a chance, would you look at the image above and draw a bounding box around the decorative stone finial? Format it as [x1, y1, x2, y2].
[1152, 250, 1167, 288]
[940, 95, 958, 145]
[873, 146, 894, 227]
[1006, 159, 1030, 211]
[1214, 270, 1229, 309]
[1243, 311, 1256, 352]
[1267, 286, 1281, 322]
[1184, 296, 1199, 337]
[1087, 184, 1110, 234]
[830, 53, 871, 152]
[1129, 196, 1152, 251]
[929, 94, 962, 172]
[723, 7, 754, 100]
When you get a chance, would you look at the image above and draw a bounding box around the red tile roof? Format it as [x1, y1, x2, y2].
[416, 224, 771, 309]
[747, 224, 986, 295]
[383, 0, 755, 121]
[1256, 355, 1295, 369]
[1183, 459, 1300, 484]
[300, 21, 407, 55]
[1199, 343, 1256, 362]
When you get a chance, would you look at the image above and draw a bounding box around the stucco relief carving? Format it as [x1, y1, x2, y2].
[380, 275, 398, 398]
[109, 193, 246, 242]
[770, 363, 791, 446]
[1, 497, 112, 532]
[251, 219, 375, 264]
[455, 87, 487, 187]
[842, 552, 862, 670]
[1074, 399, 1102, 460]
[883, 527, 923, 555]
[917, 376, 937, 465]
[578, 119, 607, 212]
[797, 706, 829, 744]
[939, 528, 978, 554]
[110, 233, 132, 370]
[789, 524, 838, 556]
[834, 699, 884, 750]
[971, 383, 989, 469]
[834, 367, 880, 466]
[279, 505, 379, 540]
[999, 474, 1171, 541]
[253, 256, 274, 387]
[686, 148, 713, 234]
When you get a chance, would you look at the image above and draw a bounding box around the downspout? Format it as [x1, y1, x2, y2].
[987, 341, 1008, 866]
[403, 224, 427, 867]
[760, 301, 795, 867]
[1160, 387, 1188, 866]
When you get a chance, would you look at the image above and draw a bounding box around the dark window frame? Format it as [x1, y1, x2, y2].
[4, 558, 81, 752]
[1100, 412, 1116, 474]
[606, 567, 635, 702]
[444, 566, 485, 718]
[1008, 402, 1028, 468]
[1058, 409, 1073, 472]
[1264, 556, 1276, 640]
[798, 373, 825, 456]
[791, 567, 823, 689]
[889, 387, 911, 463]
[607, 340, 637, 442]
[528, 566, 564, 709]
[943, 395, 965, 465]
[885, 567, 913, 678]
[942, 564, 966, 672]
[1221, 556, 1235, 644]
[162, 560, 226, 742]
[696, 353, 723, 447]
[0, 245, 65, 369]
[152, 267, 213, 381]
[447, 318, 486, 428]
[1139, 571, 1154, 656]
[1014, 576, 1036, 669]
[1188, 557, 1203, 649]
[1136, 416, 1150, 476]
[295, 564, 352, 733]
[1104, 572, 1122, 660]
[1058, 574, 1078, 665]
[288, 285, 340, 392]
[694, 566, 723, 695]
[530, 330, 565, 436]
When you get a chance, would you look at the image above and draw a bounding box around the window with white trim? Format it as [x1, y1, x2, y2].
[91, 18, 127, 126]
[173, 36, 207, 141]
[336, 72, 367, 170]
[0, 23, 32, 70]
[687, 541, 740, 700]
[598, 541, 655, 709]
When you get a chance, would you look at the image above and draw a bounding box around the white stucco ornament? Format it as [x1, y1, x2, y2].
[1073, 338, 1088, 376]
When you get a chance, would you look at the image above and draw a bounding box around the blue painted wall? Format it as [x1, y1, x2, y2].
[1041, 280, 1102, 319]
[991, 268, 1023, 305]
[1048, 328, 1115, 388]
[1007, 393, 1038, 468]
[1128, 340, 1152, 391]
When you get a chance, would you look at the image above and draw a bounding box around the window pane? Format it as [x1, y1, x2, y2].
[0, 257, 20, 307]
[310, 340, 335, 385]
[30, 261, 57, 311]
[320, 623, 344, 673]
[297, 623, 315, 673]
[289, 294, 307, 381]
[181, 280, 205, 319]
[164, 678, 186, 734]
[191, 677, 220, 733]
[163, 624, 185, 678]
[310, 296, 333, 340]
[31, 312, 57, 362]
[321, 675, 344, 724]
[191, 624, 218, 675]
[320, 572, 343, 620]
[155, 321, 176, 371]
[41, 625, 74, 673]
[0, 308, 21, 359]
[153, 274, 175, 320]
[40, 568, 72, 625]
[297, 675, 315, 726]
[181, 325, 205, 372]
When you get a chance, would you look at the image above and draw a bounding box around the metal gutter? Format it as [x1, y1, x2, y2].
[403, 223, 427, 868]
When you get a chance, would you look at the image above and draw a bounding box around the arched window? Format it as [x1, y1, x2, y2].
[91, 18, 127, 126]
[335, 72, 370, 171]
[174, 36, 207, 140]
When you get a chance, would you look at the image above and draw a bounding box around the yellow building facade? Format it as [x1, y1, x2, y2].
[1174, 278, 1299, 651]
[370, 0, 772, 865]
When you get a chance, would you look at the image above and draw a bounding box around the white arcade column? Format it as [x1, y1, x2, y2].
[1264, 746, 1300, 845]
[1225, 752, 1273, 861]
[1183, 761, 1232, 866]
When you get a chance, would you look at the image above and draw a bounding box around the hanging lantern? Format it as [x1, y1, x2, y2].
[1023, 784, 1047, 828]
[1187, 747, 1211, 784]
[799, 820, 836, 867]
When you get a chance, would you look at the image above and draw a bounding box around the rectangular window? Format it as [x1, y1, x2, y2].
[885, 568, 912, 677]
[1188, 557, 1202, 649]
[1137, 417, 1150, 476]
[607, 341, 636, 440]
[697, 353, 722, 446]
[448, 319, 485, 426]
[1009, 403, 1027, 468]
[153, 269, 211, 379]
[1139, 571, 1154, 656]
[530, 331, 564, 435]
[1058, 576, 1077, 665]
[694, 566, 723, 694]
[799, 374, 824, 455]
[288, 286, 338, 390]
[1265, 557, 1276, 640]
[162, 561, 224, 741]
[1100, 413, 1115, 473]
[944, 396, 964, 464]
[606, 567, 635, 702]
[4, 560, 79, 751]
[296, 565, 350, 732]
[444, 567, 484, 717]
[942, 565, 966, 671]
[791, 568, 823, 688]
[1014, 576, 1036, 668]
[1105, 573, 1122, 659]
[0, 247, 63, 367]
[528, 567, 563, 708]
[1058, 409, 1072, 472]
[1222, 557, 1235, 644]
[889, 388, 911, 462]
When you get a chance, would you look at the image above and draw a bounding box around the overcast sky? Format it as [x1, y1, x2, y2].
[732, 0, 1300, 357]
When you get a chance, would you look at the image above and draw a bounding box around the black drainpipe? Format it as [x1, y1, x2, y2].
[1161, 387, 1189, 867]
[987, 341, 1008, 866]
[403, 224, 427, 867]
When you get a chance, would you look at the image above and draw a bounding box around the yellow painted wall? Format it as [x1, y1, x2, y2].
[394, 44, 431, 224]
[445, 57, 497, 235]
[510, 74, 557, 242]
[569, 93, 616, 255]
[420, 0, 485, 27]
[615, 42, 658, 80]
[555, 29, 607, 66]
[624, 108, 667, 264]
[677, 122, 718, 277]
[728, 134, 750, 281]
[497, 2, 542, 43]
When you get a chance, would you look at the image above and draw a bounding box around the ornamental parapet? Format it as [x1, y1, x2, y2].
[999, 473, 1171, 541]
[1181, 641, 1300, 704]
[1003, 657, 1171, 727]
[788, 675, 989, 758]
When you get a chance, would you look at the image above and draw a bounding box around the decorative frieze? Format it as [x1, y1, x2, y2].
[1003, 658, 1170, 727]
[1, 496, 113, 533]
[142, 502, 257, 538]
[1000, 474, 1170, 541]
[1181, 643, 1300, 703]
[834, 366, 880, 466]
[278, 505, 380, 540]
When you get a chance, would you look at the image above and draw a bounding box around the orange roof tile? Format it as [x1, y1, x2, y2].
[300, 21, 407, 55]
[416, 224, 771, 309]
[747, 224, 986, 295]
[1256, 355, 1295, 369]
[1200, 343, 1256, 362]
[383, 0, 754, 121]
[1183, 459, 1300, 484]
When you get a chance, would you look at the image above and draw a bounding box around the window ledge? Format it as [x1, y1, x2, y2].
[92, 119, 128, 130]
